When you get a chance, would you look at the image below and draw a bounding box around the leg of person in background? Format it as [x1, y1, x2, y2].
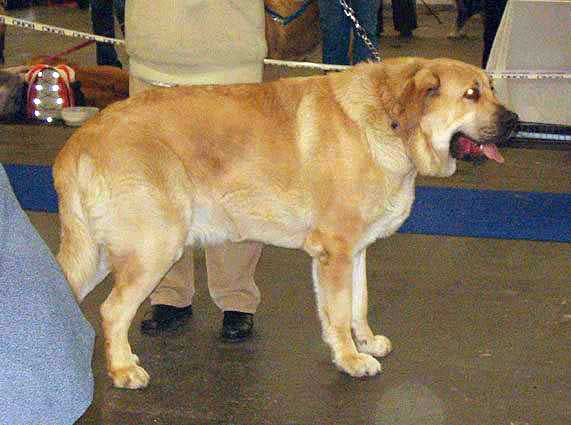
[142, 231, 263, 343]
[207, 242, 263, 341]
[392, 0, 417, 39]
[0, 3, 5, 65]
[350, 0, 380, 64]
[113, 0, 125, 35]
[141, 250, 196, 335]
[140, 239, 263, 342]
[482, 0, 508, 68]
[0, 25, 5, 65]
[141, 239, 264, 342]
[377, 0, 384, 35]
[317, 0, 351, 65]
[90, 0, 122, 67]
[449, 0, 467, 38]
[449, 0, 482, 39]
[470, 0, 482, 18]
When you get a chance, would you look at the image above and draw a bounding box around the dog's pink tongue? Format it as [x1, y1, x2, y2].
[482, 144, 505, 163]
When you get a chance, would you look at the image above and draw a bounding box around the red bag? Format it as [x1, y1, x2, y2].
[25, 64, 75, 122]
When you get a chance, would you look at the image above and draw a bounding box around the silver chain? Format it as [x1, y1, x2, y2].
[338, 0, 381, 62]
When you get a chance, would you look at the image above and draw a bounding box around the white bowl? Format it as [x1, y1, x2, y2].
[61, 106, 100, 127]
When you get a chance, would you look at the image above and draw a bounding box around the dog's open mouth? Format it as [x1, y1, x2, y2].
[451, 133, 505, 163]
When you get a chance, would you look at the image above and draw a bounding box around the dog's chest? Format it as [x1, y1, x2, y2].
[358, 172, 416, 250]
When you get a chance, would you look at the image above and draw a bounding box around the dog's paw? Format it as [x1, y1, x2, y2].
[109, 363, 150, 389]
[335, 352, 382, 377]
[357, 335, 392, 358]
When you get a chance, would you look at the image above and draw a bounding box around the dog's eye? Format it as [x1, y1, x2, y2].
[427, 86, 439, 96]
[464, 87, 480, 101]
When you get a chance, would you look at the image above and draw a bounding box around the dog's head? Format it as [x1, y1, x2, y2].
[339, 57, 518, 177]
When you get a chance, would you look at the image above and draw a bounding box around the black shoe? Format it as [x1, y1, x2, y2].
[141, 304, 193, 336]
[221, 311, 254, 342]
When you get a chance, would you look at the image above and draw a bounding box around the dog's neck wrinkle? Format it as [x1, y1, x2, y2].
[330, 69, 418, 178]
[330, 71, 374, 125]
[365, 128, 414, 176]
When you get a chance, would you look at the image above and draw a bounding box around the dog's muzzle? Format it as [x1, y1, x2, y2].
[451, 108, 519, 163]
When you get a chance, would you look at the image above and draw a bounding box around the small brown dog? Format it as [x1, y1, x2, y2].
[30, 55, 129, 109]
[72, 65, 129, 109]
[54, 57, 517, 389]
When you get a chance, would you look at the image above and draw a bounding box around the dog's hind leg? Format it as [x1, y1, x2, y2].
[351, 249, 392, 358]
[101, 229, 186, 389]
[55, 154, 108, 303]
[57, 220, 104, 303]
[80, 247, 111, 299]
[307, 232, 382, 377]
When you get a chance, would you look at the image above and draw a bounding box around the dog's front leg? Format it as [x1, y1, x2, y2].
[308, 236, 382, 377]
[351, 249, 392, 358]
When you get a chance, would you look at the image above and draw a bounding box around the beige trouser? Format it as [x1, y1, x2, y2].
[130, 75, 263, 313]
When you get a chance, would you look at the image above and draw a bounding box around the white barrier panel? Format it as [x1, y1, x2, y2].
[487, 0, 571, 125]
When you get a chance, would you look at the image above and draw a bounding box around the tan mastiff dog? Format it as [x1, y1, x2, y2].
[53, 57, 518, 389]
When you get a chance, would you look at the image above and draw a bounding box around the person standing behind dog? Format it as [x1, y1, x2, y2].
[90, 0, 125, 67]
[378, 0, 418, 39]
[448, 0, 481, 39]
[318, 0, 380, 65]
[482, 0, 508, 68]
[0, 3, 6, 65]
[125, 0, 267, 341]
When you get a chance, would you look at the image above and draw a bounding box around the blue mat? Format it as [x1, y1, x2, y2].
[5, 164, 59, 214]
[4, 163, 571, 243]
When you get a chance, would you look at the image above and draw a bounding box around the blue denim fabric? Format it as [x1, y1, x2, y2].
[318, 0, 380, 65]
[0, 166, 95, 425]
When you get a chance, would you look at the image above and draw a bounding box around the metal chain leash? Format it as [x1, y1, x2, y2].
[338, 0, 381, 62]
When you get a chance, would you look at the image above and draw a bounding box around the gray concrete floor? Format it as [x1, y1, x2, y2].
[2, 5, 571, 425]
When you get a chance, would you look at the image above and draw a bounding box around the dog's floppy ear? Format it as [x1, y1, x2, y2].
[387, 66, 440, 133]
[413, 67, 440, 98]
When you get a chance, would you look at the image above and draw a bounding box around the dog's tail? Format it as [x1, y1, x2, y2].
[54, 150, 110, 303]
